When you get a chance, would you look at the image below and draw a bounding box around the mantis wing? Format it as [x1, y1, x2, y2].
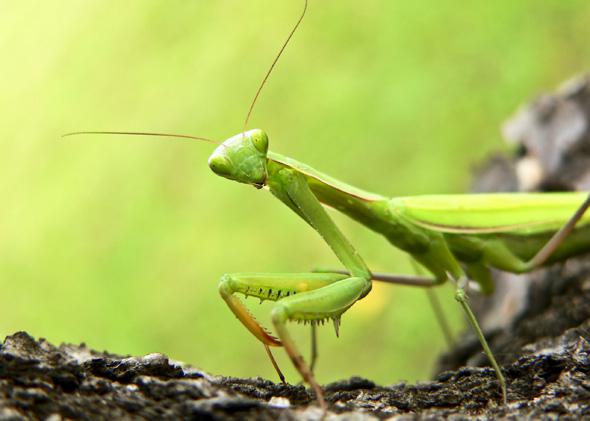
[392, 192, 590, 235]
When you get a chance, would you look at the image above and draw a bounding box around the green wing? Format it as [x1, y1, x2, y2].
[391, 193, 590, 234]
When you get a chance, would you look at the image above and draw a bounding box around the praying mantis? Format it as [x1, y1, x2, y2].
[65, 1, 590, 412]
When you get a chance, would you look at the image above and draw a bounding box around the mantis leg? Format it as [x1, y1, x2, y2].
[220, 272, 367, 411]
[415, 240, 508, 404]
[310, 323, 318, 374]
[265, 168, 372, 410]
[454, 284, 507, 404]
[219, 272, 349, 382]
[271, 276, 369, 411]
[409, 259, 455, 348]
[263, 344, 285, 384]
[477, 195, 590, 274]
[527, 193, 590, 268]
[268, 168, 372, 281]
[448, 196, 590, 403]
[425, 288, 455, 348]
[318, 268, 441, 287]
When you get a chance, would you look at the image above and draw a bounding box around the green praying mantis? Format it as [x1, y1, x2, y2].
[65, 1, 590, 412]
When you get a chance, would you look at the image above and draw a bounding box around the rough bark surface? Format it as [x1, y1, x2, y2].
[2, 74, 590, 420]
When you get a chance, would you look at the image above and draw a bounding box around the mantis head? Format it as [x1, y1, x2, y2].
[208, 129, 269, 189]
[207, 0, 306, 190]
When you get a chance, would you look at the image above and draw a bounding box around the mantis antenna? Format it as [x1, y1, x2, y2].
[65, 1, 308, 143]
[62, 131, 218, 144]
[242, 0, 308, 132]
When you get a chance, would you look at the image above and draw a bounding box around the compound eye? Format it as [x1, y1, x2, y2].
[208, 154, 232, 177]
[251, 132, 268, 154]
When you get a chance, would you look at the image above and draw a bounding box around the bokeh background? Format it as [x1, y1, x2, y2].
[1, 0, 589, 385]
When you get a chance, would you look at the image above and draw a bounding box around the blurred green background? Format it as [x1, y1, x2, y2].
[1, 0, 589, 385]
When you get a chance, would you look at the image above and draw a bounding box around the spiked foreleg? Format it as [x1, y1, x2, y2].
[271, 276, 369, 410]
[268, 167, 372, 281]
[219, 272, 350, 344]
[265, 168, 373, 410]
[218, 272, 349, 382]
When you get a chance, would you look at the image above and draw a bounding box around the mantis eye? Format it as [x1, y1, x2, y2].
[251, 131, 268, 154]
[208, 154, 232, 177]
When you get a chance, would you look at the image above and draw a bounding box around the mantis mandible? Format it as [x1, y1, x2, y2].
[65, 1, 590, 412]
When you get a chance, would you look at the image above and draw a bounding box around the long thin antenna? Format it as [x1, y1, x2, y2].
[62, 131, 218, 143]
[243, 0, 308, 132]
